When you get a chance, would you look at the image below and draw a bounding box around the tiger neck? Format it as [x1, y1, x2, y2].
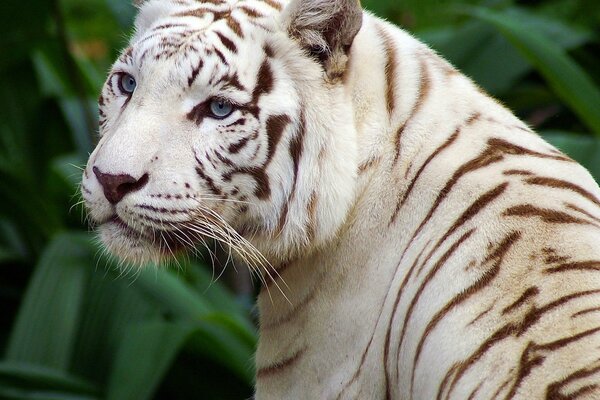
[255, 14, 437, 337]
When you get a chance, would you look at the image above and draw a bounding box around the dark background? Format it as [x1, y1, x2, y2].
[0, 0, 598, 399]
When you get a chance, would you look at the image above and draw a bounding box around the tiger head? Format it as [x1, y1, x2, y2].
[81, 0, 364, 268]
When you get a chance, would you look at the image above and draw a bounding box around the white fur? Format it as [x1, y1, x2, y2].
[82, 1, 600, 399]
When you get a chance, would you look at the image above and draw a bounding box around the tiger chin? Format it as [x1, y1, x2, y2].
[81, 0, 600, 399]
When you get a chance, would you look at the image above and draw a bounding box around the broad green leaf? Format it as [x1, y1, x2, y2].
[106, 317, 255, 400]
[465, 6, 600, 137]
[70, 266, 161, 385]
[133, 267, 213, 318]
[5, 233, 90, 370]
[0, 362, 98, 398]
[105, 320, 199, 400]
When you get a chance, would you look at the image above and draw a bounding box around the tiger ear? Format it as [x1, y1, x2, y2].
[283, 0, 363, 81]
[131, 0, 175, 41]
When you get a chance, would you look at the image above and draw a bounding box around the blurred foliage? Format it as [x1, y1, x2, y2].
[0, 0, 598, 399]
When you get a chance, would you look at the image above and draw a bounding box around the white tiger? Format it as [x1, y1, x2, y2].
[81, 0, 600, 398]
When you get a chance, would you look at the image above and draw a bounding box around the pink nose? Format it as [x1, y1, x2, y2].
[92, 167, 149, 204]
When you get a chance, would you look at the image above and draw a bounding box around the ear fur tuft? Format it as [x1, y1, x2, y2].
[283, 0, 363, 81]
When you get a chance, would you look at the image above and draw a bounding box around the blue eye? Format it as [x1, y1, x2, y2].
[118, 73, 136, 94]
[209, 99, 234, 119]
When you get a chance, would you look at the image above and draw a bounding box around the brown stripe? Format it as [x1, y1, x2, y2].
[444, 289, 600, 398]
[467, 304, 494, 326]
[222, 115, 289, 199]
[415, 231, 521, 393]
[253, 60, 274, 102]
[265, 115, 291, 164]
[376, 24, 398, 117]
[215, 31, 237, 53]
[256, 347, 306, 379]
[546, 362, 600, 399]
[426, 181, 508, 266]
[262, 288, 317, 329]
[226, 16, 243, 38]
[384, 241, 432, 395]
[503, 343, 546, 400]
[305, 191, 318, 241]
[228, 136, 250, 154]
[393, 55, 431, 163]
[525, 176, 600, 206]
[539, 326, 600, 351]
[502, 286, 539, 314]
[572, 306, 600, 318]
[466, 381, 484, 400]
[289, 113, 306, 188]
[396, 229, 476, 373]
[545, 260, 600, 274]
[390, 112, 481, 225]
[436, 363, 460, 400]
[188, 59, 204, 87]
[504, 204, 593, 225]
[503, 169, 534, 176]
[214, 48, 227, 64]
[358, 156, 382, 174]
[195, 167, 221, 196]
[565, 202, 600, 223]
[239, 5, 264, 18]
[490, 375, 513, 400]
[260, 0, 282, 10]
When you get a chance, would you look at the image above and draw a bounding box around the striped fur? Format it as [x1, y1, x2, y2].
[81, 0, 600, 398]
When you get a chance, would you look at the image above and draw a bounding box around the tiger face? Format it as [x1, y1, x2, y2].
[81, 0, 361, 266]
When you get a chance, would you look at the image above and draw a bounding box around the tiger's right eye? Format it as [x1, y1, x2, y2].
[118, 73, 137, 95]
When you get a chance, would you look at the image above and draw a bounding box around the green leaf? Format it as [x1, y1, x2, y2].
[0, 362, 98, 399]
[105, 320, 197, 400]
[464, 6, 600, 137]
[5, 233, 91, 370]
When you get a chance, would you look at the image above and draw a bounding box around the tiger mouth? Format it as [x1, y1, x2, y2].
[102, 214, 193, 254]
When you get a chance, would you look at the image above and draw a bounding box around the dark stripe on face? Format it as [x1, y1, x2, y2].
[186, 100, 209, 126]
[195, 167, 222, 196]
[223, 115, 290, 199]
[188, 59, 204, 87]
[253, 60, 274, 102]
[228, 136, 250, 154]
[216, 31, 237, 53]
[222, 73, 245, 91]
[214, 48, 228, 64]
[260, 0, 282, 11]
[265, 115, 291, 164]
[239, 5, 265, 18]
[227, 16, 244, 38]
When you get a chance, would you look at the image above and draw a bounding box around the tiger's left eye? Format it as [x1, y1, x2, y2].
[118, 73, 137, 95]
[209, 99, 234, 119]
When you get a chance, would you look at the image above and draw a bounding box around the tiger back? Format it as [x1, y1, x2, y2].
[81, 0, 600, 398]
